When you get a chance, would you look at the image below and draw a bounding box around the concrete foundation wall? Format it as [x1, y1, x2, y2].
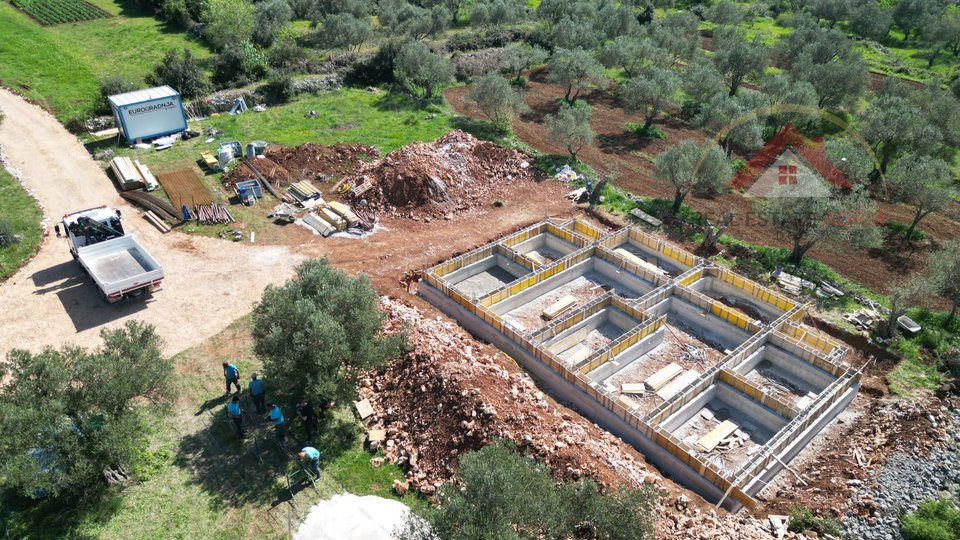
[543, 308, 639, 352]
[660, 382, 789, 435]
[589, 329, 666, 382]
[618, 237, 689, 275]
[513, 233, 578, 258]
[592, 257, 657, 297]
[646, 297, 754, 352]
[446, 253, 531, 285]
[688, 277, 784, 322]
[489, 259, 592, 315]
[734, 345, 836, 392]
[418, 282, 732, 507]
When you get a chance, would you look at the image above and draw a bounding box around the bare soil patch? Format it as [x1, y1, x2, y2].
[445, 70, 960, 297]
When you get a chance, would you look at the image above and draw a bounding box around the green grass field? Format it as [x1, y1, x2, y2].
[0, 0, 210, 120]
[0, 165, 43, 281]
[2, 316, 424, 539]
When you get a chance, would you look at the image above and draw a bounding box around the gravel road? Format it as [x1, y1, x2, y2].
[0, 89, 303, 357]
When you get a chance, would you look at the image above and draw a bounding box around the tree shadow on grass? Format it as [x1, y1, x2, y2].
[373, 91, 431, 112]
[176, 398, 361, 509]
[1, 485, 120, 539]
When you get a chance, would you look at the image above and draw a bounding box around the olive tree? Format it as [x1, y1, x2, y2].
[252, 258, 408, 404]
[0, 322, 173, 498]
[502, 42, 548, 81]
[926, 239, 960, 325]
[755, 186, 883, 265]
[397, 440, 658, 540]
[379, 0, 451, 39]
[545, 100, 594, 161]
[547, 48, 606, 104]
[600, 35, 663, 78]
[880, 278, 932, 338]
[893, 0, 943, 41]
[682, 55, 726, 105]
[252, 0, 292, 47]
[654, 139, 732, 214]
[620, 66, 680, 132]
[712, 27, 768, 96]
[861, 95, 942, 177]
[849, 1, 893, 40]
[201, 0, 254, 50]
[761, 74, 819, 133]
[317, 13, 373, 51]
[470, 0, 526, 27]
[885, 153, 955, 241]
[466, 73, 528, 131]
[393, 41, 454, 100]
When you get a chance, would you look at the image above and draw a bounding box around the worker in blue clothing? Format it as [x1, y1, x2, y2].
[223, 362, 241, 394]
[298, 446, 321, 479]
[268, 403, 286, 444]
[227, 395, 244, 438]
[248, 372, 266, 414]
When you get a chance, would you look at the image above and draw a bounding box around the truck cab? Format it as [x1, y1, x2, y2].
[55, 206, 164, 303]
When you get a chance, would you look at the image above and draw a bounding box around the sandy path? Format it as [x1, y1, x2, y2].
[0, 89, 303, 357]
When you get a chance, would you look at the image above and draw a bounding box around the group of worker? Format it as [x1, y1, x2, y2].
[222, 362, 323, 478]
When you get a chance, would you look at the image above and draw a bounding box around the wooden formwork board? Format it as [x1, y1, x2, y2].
[157, 169, 214, 210]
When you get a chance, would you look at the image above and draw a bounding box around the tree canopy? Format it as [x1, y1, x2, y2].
[393, 41, 454, 99]
[397, 440, 658, 540]
[545, 100, 594, 161]
[547, 48, 607, 104]
[466, 73, 528, 131]
[251, 258, 408, 404]
[620, 66, 681, 131]
[755, 186, 883, 264]
[712, 27, 768, 96]
[885, 153, 955, 241]
[654, 139, 732, 214]
[0, 322, 173, 498]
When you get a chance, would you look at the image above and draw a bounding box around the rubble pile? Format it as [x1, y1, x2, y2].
[265, 142, 379, 183]
[761, 397, 954, 518]
[221, 157, 293, 188]
[364, 297, 659, 496]
[349, 130, 543, 218]
[659, 503, 794, 540]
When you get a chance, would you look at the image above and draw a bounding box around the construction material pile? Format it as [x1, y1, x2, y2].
[760, 396, 955, 518]
[222, 158, 293, 188]
[349, 131, 542, 218]
[265, 142, 379, 182]
[196, 203, 234, 225]
[362, 298, 659, 497]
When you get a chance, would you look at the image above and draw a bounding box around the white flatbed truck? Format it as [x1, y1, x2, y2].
[55, 206, 164, 303]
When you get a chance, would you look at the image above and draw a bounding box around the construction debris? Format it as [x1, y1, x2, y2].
[364, 298, 660, 496]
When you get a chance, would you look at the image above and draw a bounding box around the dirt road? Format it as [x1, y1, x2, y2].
[0, 89, 303, 357]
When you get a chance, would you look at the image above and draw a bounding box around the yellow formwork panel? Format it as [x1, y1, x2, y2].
[679, 269, 703, 287]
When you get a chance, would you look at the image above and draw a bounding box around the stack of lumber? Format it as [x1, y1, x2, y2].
[541, 295, 577, 320]
[656, 369, 701, 400]
[287, 181, 322, 202]
[695, 419, 740, 452]
[143, 210, 171, 233]
[614, 248, 666, 276]
[774, 270, 816, 296]
[327, 201, 360, 228]
[110, 156, 159, 191]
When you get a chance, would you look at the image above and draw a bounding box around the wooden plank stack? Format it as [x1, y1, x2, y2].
[287, 181, 322, 202]
[542, 295, 577, 320]
[327, 201, 360, 228]
[110, 156, 149, 191]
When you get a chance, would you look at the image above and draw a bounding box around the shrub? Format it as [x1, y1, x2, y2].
[0, 218, 20, 247]
[267, 33, 311, 71]
[252, 0, 292, 47]
[902, 498, 960, 540]
[465, 72, 527, 131]
[625, 123, 666, 140]
[95, 74, 138, 115]
[201, 0, 254, 50]
[345, 41, 401, 86]
[446, 27, 533, 52]
[212, 41, 268, 88]
[258, 70, 295, 105]
[787, 506, 843, 537]
[146, 48, 210, 99]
